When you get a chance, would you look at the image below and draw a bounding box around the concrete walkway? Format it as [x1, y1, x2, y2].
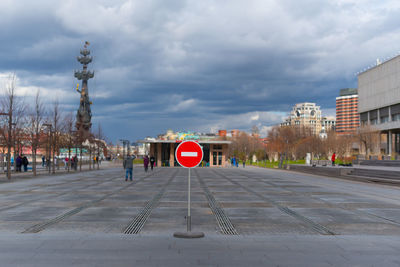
[1, 167, 400, 266]
[1, 233, 399, 266]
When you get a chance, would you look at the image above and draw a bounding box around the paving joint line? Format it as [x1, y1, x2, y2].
[239, 169, 400, 228]
[0, 173, 124, 213]
[123, 169, 178, 234]
[21, 169, 162, 234]
[212, 169, 336, 235]
[194, 169, 238, 235]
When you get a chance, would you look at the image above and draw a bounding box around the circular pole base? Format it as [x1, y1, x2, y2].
[173, 231, 205, 239]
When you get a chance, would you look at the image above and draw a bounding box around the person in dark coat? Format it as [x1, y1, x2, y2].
[22, 155, 29, 172]
[150, 155, 155, 171]
[73, 155, 78, 170]
[16, 155, 22, 172]
[143, 155, 149, 172]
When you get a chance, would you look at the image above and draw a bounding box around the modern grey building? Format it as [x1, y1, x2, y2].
[358, 55, 400, 155]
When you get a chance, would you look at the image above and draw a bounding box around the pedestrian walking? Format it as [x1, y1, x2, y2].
[331, 152, 336, 166]
[143, 155, 149, 172]
[72, 155, 78, 170]
[16, 155, 22, 172]
[22, 155, 29, 172]
[42, 155, 45, 167]
[150, 155, 155, 171]
[74, 155, 78, 170]
[123, 154, 136, 181]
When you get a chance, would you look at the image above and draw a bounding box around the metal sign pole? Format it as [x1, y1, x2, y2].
[173, 141, 204, 238]
[187, 168, 191, 232]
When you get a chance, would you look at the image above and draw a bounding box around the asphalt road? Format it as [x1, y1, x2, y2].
[1, 166, 400, 266]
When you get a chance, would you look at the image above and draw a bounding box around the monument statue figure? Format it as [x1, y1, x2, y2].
[74, 41, 94, 135]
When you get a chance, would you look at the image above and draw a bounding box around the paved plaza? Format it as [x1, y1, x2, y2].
[1, 166, 400, 266]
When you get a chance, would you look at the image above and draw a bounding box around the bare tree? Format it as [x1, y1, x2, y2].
[229, 131, 266, 163]
[267, 125, 327, 162]
[251, 125, 260, 136]
[50, 100, 61, 174]
[75, 127, 88, 172]
[28, 89, 45, 176]
[94, 124, 106, 170]
[266, 126, 282, 161]
[62, 112, 75, 172]
[335, 134, 355, 163]
[357, 124, 379, 158]
[87, 132, 94, 171]
[0, 74, 25, 179]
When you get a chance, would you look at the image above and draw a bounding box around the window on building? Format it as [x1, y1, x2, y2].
[213, 145, 222, 150]
[380, 116, 389, 123]
[392, 114, 400, 121]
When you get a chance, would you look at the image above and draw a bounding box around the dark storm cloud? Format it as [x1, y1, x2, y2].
[1, 0, 400, 141]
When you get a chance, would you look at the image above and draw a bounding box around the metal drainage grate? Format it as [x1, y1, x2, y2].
[195, 170, 238, 235]
[22, 169, 160, 234]
[22, 205, 88, 233]
[124, 172, 176, 234]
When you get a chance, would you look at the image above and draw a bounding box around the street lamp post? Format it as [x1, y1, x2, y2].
[80, 140, 83, 172]
[120, 139, 130, 160]
[0, 112, 12, 180]
[43, 123, 52, 174]
[12, 123, 17, 173]
[68, 130, 76, 172]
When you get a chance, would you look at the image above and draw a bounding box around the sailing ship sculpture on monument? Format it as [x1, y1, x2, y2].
[74, 41, 94, 138]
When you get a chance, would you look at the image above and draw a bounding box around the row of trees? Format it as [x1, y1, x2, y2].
[267, 126, 346, 162]
[228, 130, 267, 162]
[267, 125, 380, 162]
[227, 124, 381, 164]
[0, 75, 107, 180]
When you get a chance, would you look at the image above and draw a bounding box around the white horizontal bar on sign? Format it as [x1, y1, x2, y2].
[181, 152, 198, 157]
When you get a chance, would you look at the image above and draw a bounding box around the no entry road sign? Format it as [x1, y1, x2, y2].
[175, 141, 203, 168]
[174, 140, 205, 238]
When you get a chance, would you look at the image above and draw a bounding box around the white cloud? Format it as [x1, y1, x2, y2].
[250, 114, 260, 121]
[200, 111, 286, 137]
[169, 98, 197, 112]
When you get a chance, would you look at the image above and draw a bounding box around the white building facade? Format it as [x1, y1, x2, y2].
[358, 55, 400, 156]
[281, 103, 335, 135]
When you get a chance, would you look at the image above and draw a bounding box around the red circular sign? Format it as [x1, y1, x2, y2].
[175, 141, 204, 168]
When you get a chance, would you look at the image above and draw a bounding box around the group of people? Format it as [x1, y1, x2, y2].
[143, 155, 156, 172]
[63, 156, 79, 170]
[15, 154, 29, 172]
[41, 155, 79, 170]
[230, 157, 245, 168]
[123, 154, 156, 181]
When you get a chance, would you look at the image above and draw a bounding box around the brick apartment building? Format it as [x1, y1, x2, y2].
[336, 88, 359, 135]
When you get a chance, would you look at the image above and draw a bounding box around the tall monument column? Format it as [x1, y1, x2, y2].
[75, 41, 94, 135]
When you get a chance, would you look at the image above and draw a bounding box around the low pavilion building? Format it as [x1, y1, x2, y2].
[138, 131, 231, 167]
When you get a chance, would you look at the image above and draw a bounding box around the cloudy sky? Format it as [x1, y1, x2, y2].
[1, 0, 400, 142]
